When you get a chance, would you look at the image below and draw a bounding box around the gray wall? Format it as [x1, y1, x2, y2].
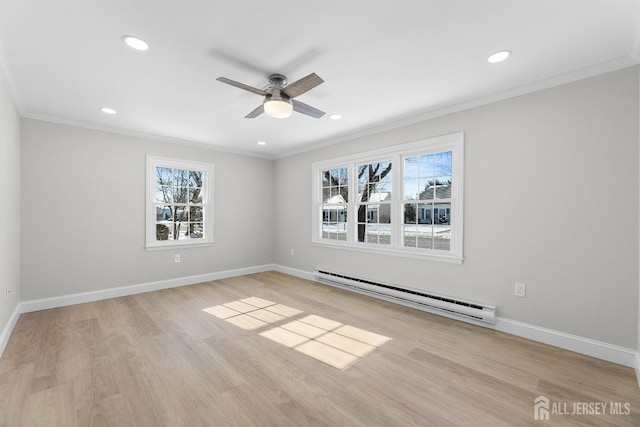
[0, 75, 20, 334]
[274, 66, 640, 349]
[20, 120, 274, 300]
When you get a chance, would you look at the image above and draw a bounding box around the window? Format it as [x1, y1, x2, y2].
[403, 151, 453, 251]
[312, 132, 463, 263]
[146, 156, 213, 249]
[357, 160, 392, 245]
[320, 167, 348, 241]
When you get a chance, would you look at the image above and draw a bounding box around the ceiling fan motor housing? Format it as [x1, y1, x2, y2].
[268, 73, 288, 88]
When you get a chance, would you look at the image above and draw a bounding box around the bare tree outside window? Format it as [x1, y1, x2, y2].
[357, 161, 392, 244]
[155, 167, 204, 241]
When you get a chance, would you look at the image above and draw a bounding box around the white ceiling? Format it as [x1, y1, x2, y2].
[0, 0, 639, 158]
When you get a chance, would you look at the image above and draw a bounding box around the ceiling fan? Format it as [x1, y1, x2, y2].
[216, 73, 325, 119]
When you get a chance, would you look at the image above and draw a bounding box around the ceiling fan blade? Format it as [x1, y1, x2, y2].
[282, 73, 324, 98]
[292, 99, 325, 119]
[245, 104, 264, 119]
[216, 77, 268, 96]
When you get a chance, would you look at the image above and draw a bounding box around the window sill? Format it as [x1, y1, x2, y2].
[311, 240, 463, 264]
[145, 241, 214, 251]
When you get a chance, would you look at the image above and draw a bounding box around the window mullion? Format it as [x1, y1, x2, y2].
[390, 153, 401, 248]
[348, 161, 356, 244]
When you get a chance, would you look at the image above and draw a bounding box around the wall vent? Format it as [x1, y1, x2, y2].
[314, 270, 496, 324]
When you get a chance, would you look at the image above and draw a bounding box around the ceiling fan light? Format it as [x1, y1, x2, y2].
[264, 99, 293, 118]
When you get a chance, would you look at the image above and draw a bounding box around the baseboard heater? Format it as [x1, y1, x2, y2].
[314, 270, 496, 324]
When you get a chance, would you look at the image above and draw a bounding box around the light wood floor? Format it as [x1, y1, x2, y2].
[1, 271, 638, 426]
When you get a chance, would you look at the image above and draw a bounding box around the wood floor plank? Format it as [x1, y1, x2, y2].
[0, 363, 34, 426]
[1, 271, 639, 426]
[20, 382, 77, 427]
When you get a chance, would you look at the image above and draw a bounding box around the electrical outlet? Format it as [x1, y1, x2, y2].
[290, 248, 295, 256]
[514, 282, 526, 298]
[174, 254, 181, 263]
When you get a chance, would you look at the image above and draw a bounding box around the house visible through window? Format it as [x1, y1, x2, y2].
[321, 167, 348, 241]
[403, 151, 453, 251]
[146, 156, 214, 249]
[312, 133, 464, 263]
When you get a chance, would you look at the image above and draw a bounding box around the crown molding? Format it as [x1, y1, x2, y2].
[20, 113, 275, 160]
[0, 41, 23, 114]
[276, 56, 638, 160]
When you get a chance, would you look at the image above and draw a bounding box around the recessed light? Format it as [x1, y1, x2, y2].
[329, 114, 342, 120]
[488, 50, 511, 63]
[257, 141, 267, 146]
[122, 35, 149, 51]
[100, 107, 117, 115]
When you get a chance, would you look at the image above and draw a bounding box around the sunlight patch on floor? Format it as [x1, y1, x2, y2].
[225, 314, 267, 330]
[202, 298, 299, 330]
[259, 327, 309, 348]
[203, 297, 391, 370]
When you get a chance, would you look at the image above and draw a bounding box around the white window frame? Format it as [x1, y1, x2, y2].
[311, 132, 464, 264]
[146, 155, 214, 250]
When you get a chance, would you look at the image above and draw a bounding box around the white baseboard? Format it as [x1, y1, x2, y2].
[493, 317, 637, 368]
[272, 264, 316, 281]
[0, 303, 21, 357]
[2, 263, 639, 378]
[275, 264, 638, 370]
[20, 264, 275, 313]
